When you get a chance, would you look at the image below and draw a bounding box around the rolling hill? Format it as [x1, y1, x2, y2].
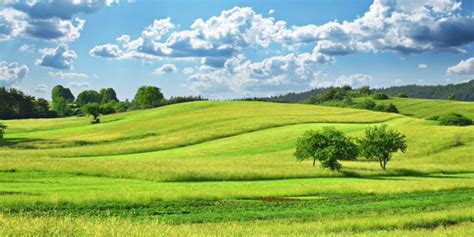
[1, 101, 473, 235]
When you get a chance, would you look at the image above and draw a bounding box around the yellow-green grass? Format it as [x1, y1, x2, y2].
[355, 97, 474, 119]
[0, 100, 473, 235]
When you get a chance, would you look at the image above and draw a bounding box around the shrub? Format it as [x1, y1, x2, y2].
[358, 125, 407, 170]
[294, 127, 358, 170]
[0, 123, 6, 140]
[355, 99, 376, 110]
[372, 93, 389, 100]
[397, 92, 408, 98]
[437, 113, 472, 126]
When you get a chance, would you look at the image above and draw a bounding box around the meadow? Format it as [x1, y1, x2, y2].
[1, 100, 473, 236]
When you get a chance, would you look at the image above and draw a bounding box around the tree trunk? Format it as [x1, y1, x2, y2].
[313, 158, 316, 167]
[379, 159, 386, 170]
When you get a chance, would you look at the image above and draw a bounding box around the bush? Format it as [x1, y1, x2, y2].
[437, 113, 472, 126]
[373, 103, 399, 113]
[372, 93, 389, 100]
[0, 123, 6, 140]
[355, 99, 376, 110]
[294, 127, 358, 170]
[81, 103, 101, 124]
[397, 92, 408, 98]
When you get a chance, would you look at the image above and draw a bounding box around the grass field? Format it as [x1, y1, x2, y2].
[1, 100, 473, 236]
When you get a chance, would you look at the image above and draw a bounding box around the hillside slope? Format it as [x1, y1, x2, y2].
[0, 101, 473, 235]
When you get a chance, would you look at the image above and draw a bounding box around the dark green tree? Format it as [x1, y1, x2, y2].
[358, 125, 407, 170]
[81, 103, 101, 124]
[51, 85, 74, 117]
[100, 88, 119, 104]
[76, 90, 101, 106]
[51, 85, 74, 103]
[372, 93, 389, 100]
[294, 127, 358, 170]
[133, 86, 164, 109]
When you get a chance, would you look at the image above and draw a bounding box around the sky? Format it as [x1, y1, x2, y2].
[1, 0, 474, 100]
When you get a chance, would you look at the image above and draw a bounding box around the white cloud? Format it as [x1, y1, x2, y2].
[89, 43, 123, 58]
[34, 84, 48, 93]
[310, 74, 372, 88]
[18, 44, 36, 53]
[0, 61, 29, 87]
[69, 81, 90, 90]
[0, 0, 115, 42]
[153, 64, 177, 76]
[48, 71, 89, 79]
[447, 57, 474, 75]
[418, 64, 428, 69]
[268, 9, 275, 15]
[36, 44, 77, 70]
[183, 67, 194, 75]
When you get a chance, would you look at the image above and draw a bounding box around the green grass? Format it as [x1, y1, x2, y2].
[354, 97, 474, 119]
[0, 100, 473, 235]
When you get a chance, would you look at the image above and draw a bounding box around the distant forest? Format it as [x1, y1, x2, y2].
[262, 80, 474, 103]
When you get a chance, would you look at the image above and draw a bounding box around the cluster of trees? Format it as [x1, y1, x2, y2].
[308, 86, 400, 114]
[52, 85, 206, 123]
[0, 88, 55, 119]
[295, 125, 407, 170]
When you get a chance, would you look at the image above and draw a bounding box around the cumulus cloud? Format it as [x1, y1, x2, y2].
[153, 64, 177, 76]
[418, 64, 428, 69]
[268, 9, 275, 15]
[0, 0, 115, 42]
[34, 84, 48, 93]
[89, 44, 123, 58]
[0, 61, 29, 87]
[183, 67, 194, 75]
[447, 58, 474, 75]
[36, 44, 77, 70]
[90, 1, 474, 96]
[48, 71, 89, 79]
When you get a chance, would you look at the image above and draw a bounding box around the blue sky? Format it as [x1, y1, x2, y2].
[1, 0, 473, 100]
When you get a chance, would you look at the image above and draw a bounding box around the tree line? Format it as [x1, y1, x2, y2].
[0, 85, 206, 121]
[261, 79, 474, 103]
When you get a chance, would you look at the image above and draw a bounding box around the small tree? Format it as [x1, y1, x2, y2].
[359, 125, 407, 170]
[82, 103, 101, 124]
[372, 93, 389, 100]
[76, 90, 101, 106]
[0, 123, 6, 141]
[294, 127, 358, 170]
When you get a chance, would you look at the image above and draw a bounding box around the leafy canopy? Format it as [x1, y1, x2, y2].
[76, 90, 101, 106]
[133, 86, 164, 109]
[294, 127, 358, 170]
[358, 125, 407, 170]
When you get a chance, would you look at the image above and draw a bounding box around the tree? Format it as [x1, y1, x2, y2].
[76, 90, 101, 106]
[52, 85, 74, 117]
[358, 125, 407, 170]
[0, 123, 6, 141]
[447, 93, 455, 100]
[100, 88, 119, 104]
[294, 127, 358, 170]
[437, 113, 472, 126]
[52, 85, 74, 103]
[133, 86, 164, 109]
[81, 103, 101, 124]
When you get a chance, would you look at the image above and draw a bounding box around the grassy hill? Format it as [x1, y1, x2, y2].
[363, 97, 474, 119]
[1, 101, 473, 235]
